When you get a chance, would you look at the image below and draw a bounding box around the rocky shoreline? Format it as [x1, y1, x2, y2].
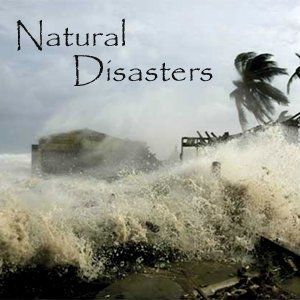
[0, 239, 299, 299]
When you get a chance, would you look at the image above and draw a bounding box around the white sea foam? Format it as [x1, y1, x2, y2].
[0, 126, 299, 278]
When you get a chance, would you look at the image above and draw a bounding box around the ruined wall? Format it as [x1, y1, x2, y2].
[32, 129, 160, 176]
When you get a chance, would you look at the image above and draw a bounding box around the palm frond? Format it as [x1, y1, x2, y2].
[277, 110, 291, 122]
[254, 82, 289, 105]
[245, 53, 288, 81]
[235, 98, 248, 131]
[251, 67, 288, 82]
[287, 72, 299, 94]
[287, 67, 300, 94]
[232, 52, 288, 129]
[245, 89, 274, 123]
[230, 88, 248, 131]
[234, 52, 256, 75]
[246, 53, 273, 72]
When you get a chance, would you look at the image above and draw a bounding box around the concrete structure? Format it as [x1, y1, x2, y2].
[32, 129, 159, 175]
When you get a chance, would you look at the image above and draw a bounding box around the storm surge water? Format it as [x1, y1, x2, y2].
[0, 126, 299, 280]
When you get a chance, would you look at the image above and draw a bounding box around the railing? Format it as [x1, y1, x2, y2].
[180, 112, 300, 160]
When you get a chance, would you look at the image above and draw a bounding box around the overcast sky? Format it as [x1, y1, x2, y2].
[0, 0, 300, 158]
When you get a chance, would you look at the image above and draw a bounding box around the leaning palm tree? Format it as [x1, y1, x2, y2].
[230, 52, 289, 131]
[287, 53, 300, 94]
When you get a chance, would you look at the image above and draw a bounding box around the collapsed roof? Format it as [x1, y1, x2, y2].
[180, 112, 300, 159]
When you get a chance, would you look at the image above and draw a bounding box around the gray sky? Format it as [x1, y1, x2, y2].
[1, 0, 300, 158]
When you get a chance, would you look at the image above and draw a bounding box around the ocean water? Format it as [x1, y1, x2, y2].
[0, 126, 299, 279]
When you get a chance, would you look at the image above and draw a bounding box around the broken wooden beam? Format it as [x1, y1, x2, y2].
[261, 235, 300, 258]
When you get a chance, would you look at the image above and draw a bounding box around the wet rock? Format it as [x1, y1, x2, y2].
[280, 276, 300, 297]
[249, 284, 259, 291]
[0, 265, 109, 299]
[95, 274, 184, 300]
[230, 288, 247, 297]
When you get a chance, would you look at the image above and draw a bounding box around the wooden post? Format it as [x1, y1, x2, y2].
[211, 161, 221, 178]
[180, 138, 184, 160]
[31, 144, 40, 175]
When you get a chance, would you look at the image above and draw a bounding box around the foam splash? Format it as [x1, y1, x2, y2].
[0, 126, 299, 278]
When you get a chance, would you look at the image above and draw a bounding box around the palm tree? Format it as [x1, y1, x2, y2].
[230, 52, 289, 131]
[287, 53, 300, 94]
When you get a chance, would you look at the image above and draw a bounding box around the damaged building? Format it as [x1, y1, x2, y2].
[180, 112, 300, 160]
[32, 129, 160, 176]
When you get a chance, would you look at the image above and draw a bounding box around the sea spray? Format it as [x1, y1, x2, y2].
[0, 125, 299, 279]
